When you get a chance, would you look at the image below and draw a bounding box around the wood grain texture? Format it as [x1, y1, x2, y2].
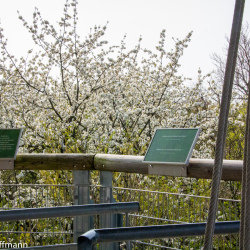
[94, 154, 148, 174]
[187, 158, 243, 181]
[15, 154, 94, 170]
[13, 153, 243, 181]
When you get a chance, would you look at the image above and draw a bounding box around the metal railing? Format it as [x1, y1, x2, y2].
[16, 244, 77, 250]
[0, 154, 244, 249]
[0, 202, 139, 221]
[0, 202, 139, 250]
[0, 181, 241, 249]
[78, 221, 240, 250]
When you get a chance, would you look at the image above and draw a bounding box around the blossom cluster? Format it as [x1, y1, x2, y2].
[0, 0, 246, 160]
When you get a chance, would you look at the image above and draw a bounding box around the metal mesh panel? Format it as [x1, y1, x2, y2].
[0, 184, 74, 246]
[111, 173, 241, 250]
[112, 186, 240, 249]
[0, 171, 241, 249]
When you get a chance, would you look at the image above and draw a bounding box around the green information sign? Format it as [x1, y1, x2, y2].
[0, 129, 22, 159]
[143, 128, 200, 165]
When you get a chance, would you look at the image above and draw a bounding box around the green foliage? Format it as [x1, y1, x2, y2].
[226, 101, 246, 160]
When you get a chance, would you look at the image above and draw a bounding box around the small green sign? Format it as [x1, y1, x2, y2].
[143, 128, 200, 165]
[0, 129, 22, 159]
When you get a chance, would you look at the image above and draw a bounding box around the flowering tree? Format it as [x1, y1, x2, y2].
[0, 0, 222, 159]
[0, 1, 128, 153]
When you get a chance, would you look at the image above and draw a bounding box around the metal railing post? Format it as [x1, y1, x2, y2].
[100, 171, 119, 250]
[73, 170, 93, 242]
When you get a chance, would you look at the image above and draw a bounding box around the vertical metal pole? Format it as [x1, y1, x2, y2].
[73, 170, 93, 242]
[100, 171, 119, 250]
[125, 213, 132, 250]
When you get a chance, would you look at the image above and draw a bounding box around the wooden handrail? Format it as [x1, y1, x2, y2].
[13, 153, 243, 181]
[15, 153, 95, 170]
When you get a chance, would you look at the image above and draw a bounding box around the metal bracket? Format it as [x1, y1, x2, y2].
[0, 159, 14, 170]
[148, 164, 187, 177]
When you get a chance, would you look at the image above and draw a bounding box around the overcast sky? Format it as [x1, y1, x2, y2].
[0, 0, 249, 80]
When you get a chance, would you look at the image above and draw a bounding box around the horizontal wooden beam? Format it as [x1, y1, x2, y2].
[94, 154, 148, 174]
[187, 158, 243, 181]
[15, 153, 94, 170]
[13, 153, 243, 181]
[94, 154, 243, 182]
